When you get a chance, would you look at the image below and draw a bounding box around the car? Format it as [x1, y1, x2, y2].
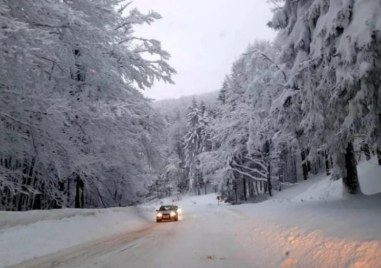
[156, 205, 179, 222]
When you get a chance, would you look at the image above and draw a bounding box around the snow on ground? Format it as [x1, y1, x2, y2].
[278, 156, 381, 202]
[1, 158, 380, 267]
[0, 207, 153, 267]
[225, 157, 381, 267]
[0, 194, 221, 267]
[227, 191, 381, 267]
[0, 193, 225, 267]
[357, 157, 381, 195]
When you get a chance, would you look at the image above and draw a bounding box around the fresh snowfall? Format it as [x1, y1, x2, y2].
[1, 0, 381, 268]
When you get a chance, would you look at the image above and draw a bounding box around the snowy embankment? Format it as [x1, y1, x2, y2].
[228, 157, 381, 267]
[0, 206, 153, 267]
[0, 193, 215, 267]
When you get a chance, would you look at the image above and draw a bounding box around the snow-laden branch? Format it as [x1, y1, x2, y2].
[117, 1, 133, 14]
[243, 156, 268, 171]
[243, 50, 287, 83]
[232, 162, 268, 178]
[118, 36, 154, 45]
[0, 112, 36, 129]
[35, 56, 64, 71]
[29, 22, 69, 29]
[229, 167, 267, 182]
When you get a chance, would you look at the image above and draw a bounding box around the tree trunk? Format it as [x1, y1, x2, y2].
[293, 151, 298, 182]
[67, 177, 71, 207]
[377, 146, 381, 166]
[249, 180, 254, 197]
[75, 175, 84, 208]
[81, 184, 85, 208]
[325, 151, 331, 176]
[259, 181, 263, 192]
[267, 162, 272, 197]
[242, 177, 247, 201]
[301, 150, 308, 180]
[75, 176, 80, 208]
[362, 143, 371, 160]
[306, 149, 311, 172]
[233, 179, 238, 201]
[35, 182, 44, 209]
[342, 142, 361, 194]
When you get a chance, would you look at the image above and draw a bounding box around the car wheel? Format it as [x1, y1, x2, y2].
[174, 216, 178, 221]
[156, 219, 161, 223]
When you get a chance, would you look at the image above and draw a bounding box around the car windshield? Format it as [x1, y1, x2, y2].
[159, 206, 173, 211]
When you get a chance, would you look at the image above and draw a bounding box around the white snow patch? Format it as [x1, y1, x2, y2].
[357, 157, 381, 195]
[291, 175, 343, 202]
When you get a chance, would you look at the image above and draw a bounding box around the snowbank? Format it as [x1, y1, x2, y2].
[0, 207, 152, 267]
[224, 158, 381, 267]
[285, 157, 381, 203]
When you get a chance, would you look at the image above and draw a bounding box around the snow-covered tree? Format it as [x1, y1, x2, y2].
[203, 41, 291, 201]
[0, 0, 175, 210]
[182, 98, 214, 193]
[268, 0, 381, 194]
[183, 99, 202, 171]
[149, 92, 218, 197]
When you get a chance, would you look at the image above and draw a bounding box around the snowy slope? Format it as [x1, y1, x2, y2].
[274, 157, 381, 203]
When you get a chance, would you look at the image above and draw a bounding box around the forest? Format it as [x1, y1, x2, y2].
[1, 0, 380, 211]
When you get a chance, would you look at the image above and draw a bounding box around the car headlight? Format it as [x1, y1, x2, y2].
[170, 211, 176, 217]
[157, 212, 163, 217]
[177, 208, 182, 214]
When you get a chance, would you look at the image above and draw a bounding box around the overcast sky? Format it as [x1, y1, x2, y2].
[134, 0, 276, 100]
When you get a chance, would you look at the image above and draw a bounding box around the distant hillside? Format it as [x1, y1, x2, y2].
[151, 91, 219, 121]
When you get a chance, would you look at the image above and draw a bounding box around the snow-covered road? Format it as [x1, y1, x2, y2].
[10, 194, 381, 268]
[11, 205, 263, 268]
